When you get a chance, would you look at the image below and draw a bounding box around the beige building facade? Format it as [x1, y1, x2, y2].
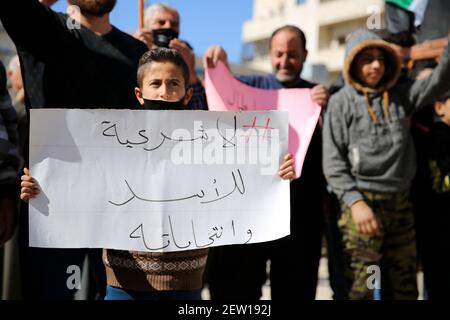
[242, 0, 385, 84]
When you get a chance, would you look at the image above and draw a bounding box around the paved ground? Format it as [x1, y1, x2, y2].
[202, 257, 425, 300]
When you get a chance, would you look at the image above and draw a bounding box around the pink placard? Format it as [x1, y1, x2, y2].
[205, 61, 321, 178]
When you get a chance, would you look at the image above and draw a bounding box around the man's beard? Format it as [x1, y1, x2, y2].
[274, 70, 300, 85]
[68, 0, 117, 16]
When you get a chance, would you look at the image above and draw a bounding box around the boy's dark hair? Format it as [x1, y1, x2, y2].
[270, 25, 307, 51]
[437, 89, 450, 103]
[137, 48, 190, 88]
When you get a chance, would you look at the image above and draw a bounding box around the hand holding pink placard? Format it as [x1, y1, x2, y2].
[205, 61, 321, 178]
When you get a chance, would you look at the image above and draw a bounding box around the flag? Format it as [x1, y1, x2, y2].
[385, 0, 429, 33]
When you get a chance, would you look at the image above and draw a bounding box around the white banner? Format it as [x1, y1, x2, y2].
[29, 109, 290, 252]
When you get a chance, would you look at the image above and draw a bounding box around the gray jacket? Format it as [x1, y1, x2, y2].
[323, 29, 450, 207]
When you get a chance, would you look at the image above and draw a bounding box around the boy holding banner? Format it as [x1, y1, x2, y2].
[21, 48, 296, 300]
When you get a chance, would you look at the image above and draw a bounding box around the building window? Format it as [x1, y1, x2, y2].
[241, 43, 256, 62]
[337, 35, 346, 46]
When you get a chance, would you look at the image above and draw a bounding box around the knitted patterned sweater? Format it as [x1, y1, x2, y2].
[103, 248, 209, 292]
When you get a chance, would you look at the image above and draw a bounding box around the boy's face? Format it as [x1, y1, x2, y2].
[435, 98, 450, 126]
[135, 61, 192, 106]
[354, 48, 385, 88]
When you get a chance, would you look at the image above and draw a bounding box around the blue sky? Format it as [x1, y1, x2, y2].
[53, 0, 253, 63]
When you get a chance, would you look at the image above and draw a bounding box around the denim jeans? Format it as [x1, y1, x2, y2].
[104, 285, 202, 300]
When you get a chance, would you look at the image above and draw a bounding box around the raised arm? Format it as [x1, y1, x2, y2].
[400, 35, 450, 114]
[0, 0, 68, 59]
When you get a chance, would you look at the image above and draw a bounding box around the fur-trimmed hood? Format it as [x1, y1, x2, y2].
[343, 29, 401, 93]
